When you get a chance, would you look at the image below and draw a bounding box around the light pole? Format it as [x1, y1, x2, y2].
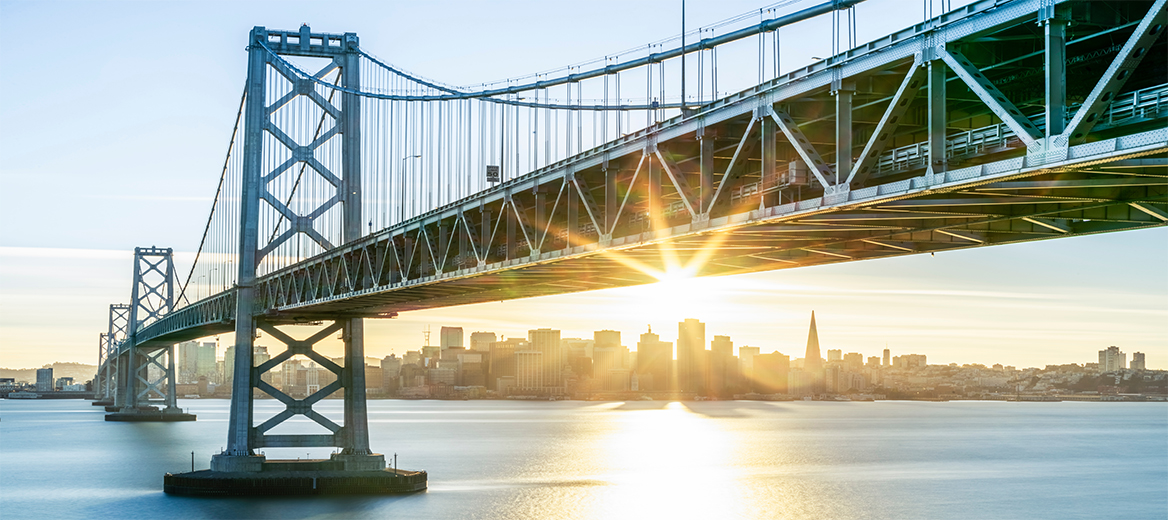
[400, 154, 422, 222]
[209, 268, 218, 295]
[197, 275, 206, 301]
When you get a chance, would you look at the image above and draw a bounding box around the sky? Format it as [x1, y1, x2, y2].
[1, 0, 1165, 371]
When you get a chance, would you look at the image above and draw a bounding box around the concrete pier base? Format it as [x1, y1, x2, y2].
[165, 454, 426, 496]
[106, 407, 196, 422]
[92, 400, 114, 406]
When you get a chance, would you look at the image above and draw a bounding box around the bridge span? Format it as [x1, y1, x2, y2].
[86, 0, 1164, 495]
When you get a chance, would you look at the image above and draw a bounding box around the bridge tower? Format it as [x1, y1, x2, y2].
[96, 303, 130, 409]
[199, 26, 412, 490]
[107, 248, 194, 421]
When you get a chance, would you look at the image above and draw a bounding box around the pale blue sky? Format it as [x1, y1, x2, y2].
[1, 0, 1165, 370]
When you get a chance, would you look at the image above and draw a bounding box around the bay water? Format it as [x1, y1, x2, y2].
[1, 399, 1164, 519]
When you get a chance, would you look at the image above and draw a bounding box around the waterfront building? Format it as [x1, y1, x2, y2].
[469, 331, 496, 352]
[677, 318, 707, 393]
[1131, 352, 1146, 371]
[1099, 346, 1126, 372]
[35, 368, 53, 392]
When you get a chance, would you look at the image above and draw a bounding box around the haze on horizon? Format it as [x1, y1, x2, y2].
[1, 0, 1165, 371]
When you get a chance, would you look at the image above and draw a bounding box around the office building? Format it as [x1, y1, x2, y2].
[635, 328, 672, 392]
[827, 349, 842, 362]
[709, 335, 735, 396]
[178, 340, 199, 383]
[36, 368, 53, 392]
[753, 352, 790, 394]
[787, 369, 812, 396]
[529, 328, 563, 390]
[470, 331, 497, 352]
[739, 346, 760, 384]
[844, 352, 863, 370]
[515, 350, 544, 391]
[440, 326, 464, 351]
[677, 318, 707, 393]
[883, 348, 891, 367]
[196, 341, 217, 380]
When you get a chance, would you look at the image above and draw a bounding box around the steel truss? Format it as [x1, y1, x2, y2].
[134, 0, 1165, 351]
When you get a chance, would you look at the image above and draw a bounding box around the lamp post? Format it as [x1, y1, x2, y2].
[400, 154, 422, 222]
[209, 268, 218, 295]
[197, 275, 206, 301]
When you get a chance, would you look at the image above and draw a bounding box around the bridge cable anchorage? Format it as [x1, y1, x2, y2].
[255, 0, 864, 110]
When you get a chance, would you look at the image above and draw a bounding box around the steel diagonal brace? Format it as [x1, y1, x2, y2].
[571, 174, 605, 240]
[847, 59, 925, 187]
[458, 213, 482, 262]
[940, 48, 1044, 148]
[707, 117, 758, 212]
[1059, 0, 1166, 146]
[609, 155, 646, 235]
[537, 182, 568, 251]
[654, 149, 697, 217]
[769, 110, 837, 191]
[509, 198, 537, 255]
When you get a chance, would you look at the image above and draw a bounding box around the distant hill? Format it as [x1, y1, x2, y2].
[0, 362, 98, 384]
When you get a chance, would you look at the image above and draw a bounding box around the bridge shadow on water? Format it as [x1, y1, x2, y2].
[609, 399, 798, 417]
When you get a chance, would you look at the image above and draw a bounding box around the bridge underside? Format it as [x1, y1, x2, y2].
[137, 0, 1167, 347]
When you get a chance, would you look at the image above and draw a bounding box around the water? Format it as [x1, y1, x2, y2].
[1, 399, 1164, 519]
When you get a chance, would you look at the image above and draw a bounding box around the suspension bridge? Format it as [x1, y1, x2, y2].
[87, 0, 1165, 495]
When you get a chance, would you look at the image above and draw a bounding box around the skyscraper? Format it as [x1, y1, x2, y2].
[739, 346, 760, 385]
[528, 328, 563, 389]
[804, 312, 823, 390]
[440, 326, 464, 351]
[677, 318, 707, 393]
[883, 348, 891, 367]
[635, 328, 672, 392]
[178, 340, 200, 383]
[709, 335, 735, 396]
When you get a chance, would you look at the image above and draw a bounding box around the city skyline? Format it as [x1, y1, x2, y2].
[1, 0, 1165, 371]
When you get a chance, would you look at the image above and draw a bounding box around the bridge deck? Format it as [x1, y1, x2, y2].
[133, 0, 1167, 348]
